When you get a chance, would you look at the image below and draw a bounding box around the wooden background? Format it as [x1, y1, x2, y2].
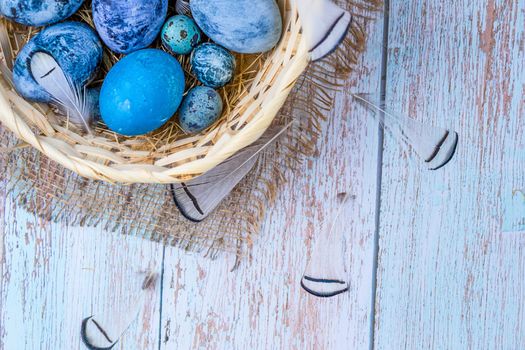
[1, 0, 524, 349]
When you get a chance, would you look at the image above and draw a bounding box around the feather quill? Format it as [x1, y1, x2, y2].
[0, 26, 14, 87]
[30, 52, 94, 134]
[297, 0, 352, 61]
[0, 24, 13, 70]
[353, 94, 459, 170]
[171, 123, 292, 222]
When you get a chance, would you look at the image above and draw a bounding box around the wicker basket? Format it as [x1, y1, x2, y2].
[0, 0, 329, 184]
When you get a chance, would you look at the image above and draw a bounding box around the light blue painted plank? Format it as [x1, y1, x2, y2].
[375, 0, 525, 349]
[157, 11, 387, 350]
[0, 194, 164, 350]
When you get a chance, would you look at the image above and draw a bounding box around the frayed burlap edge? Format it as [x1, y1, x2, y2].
[0, 0, 381, 260]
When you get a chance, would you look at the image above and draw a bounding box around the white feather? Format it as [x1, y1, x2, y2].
[81, 273, 157, 349]
[301, 193, 352, 298]
[353, 93, 459, 170]
[30, 52, 94, 134]
[175, 0, 192, 15]
[171, 123, 292, 222]
[297, 0, 352, 61]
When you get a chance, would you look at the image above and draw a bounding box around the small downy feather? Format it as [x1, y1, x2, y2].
[301, 193, 351, 298]
[171, 123, 292, 222]
[297, 0, 352, 61]
[353, 94, 459, 170]
[30, 52, 94, 134]
[81, 273, 157, 350]
[0, 26, 14, 86]
[175, 0, 192, 15]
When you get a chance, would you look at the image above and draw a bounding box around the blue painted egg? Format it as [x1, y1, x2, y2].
[190, 0, 282, 53]
[93, 0, 168, 54]
[100, 49, 185, 136]
[86, 87, 101, 121]
[179, 86, 223, 133]
[161, 15, 202, 55]
[0, 0, 84, 26]
[13, 22, 103, 103]
[191, 44, 236, 88]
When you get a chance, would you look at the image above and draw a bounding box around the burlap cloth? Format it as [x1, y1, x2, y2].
[0, 1, 380, 258]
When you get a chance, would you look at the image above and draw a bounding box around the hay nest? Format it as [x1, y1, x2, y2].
[0, 0, 381, 256]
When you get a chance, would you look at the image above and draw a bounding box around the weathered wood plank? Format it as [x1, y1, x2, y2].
[0, 196, 164, 349]
[158, 15, 386, 350]
[374, 1, 525, 349]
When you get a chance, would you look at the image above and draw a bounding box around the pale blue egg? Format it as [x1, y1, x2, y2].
[100, 49, 185, 136]
[162, 15, 202, 55]
[93, 0, 168, 54]
[191, 43, 235, 88]
[179, 86, 223, 133]
[190, 0, 282, 53]
[0, 0, 84, 26]
[13, 22, 103, 103]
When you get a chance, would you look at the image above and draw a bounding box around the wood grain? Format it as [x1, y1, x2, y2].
[157, 16, 386, 350]
[374, 1, 525, 349]
[2, 1, 524, 349]
[0, 195, 164, 349]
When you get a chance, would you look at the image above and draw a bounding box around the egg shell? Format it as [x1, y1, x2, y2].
[191, 43, 236, 89]
[93, 0, 168, 54]
[13, 22, 103, 103]
[0, 0, 84, 27]
[190, 0, 282, 54]
[161, 15, 202, 55]
[100, 49, 185, 136]
[86, 87, 101, 121]
[179, 86, 223, 133]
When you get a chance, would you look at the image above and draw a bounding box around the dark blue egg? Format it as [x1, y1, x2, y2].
[100, 49, 185, 136]
[87, 87, 101, 121]
[0, 0, 84, 27]
[93, 0, 168, 54]
[190, 0, 282, 53]
[13, 22, 103, 103]
[161, 15, 202, 55]
[179, 86, 223, 133]
[191, 44, 235, 88]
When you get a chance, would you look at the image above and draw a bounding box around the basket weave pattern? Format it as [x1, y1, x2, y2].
[0, 0, 380, 255]
[0, 0, 310, 184]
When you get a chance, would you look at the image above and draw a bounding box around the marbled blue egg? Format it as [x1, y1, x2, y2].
[13, 22, 103, 103]
[86, 87, 101, 121]
[93, 0, 168, 54]
[179, 86, 223, 133]
[190, 0, 282, 54]
[191, 44, 235, 88]
[0, 0, 84, 27]
[161, 15, 202, 55]
[100, 49, 185, 136]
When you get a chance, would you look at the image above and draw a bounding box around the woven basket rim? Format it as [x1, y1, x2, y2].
[0, 0, 310, 184]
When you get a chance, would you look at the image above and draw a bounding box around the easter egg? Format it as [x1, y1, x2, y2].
[0, 0, 84, 26]
[86, 87, 101, 121]
[13, 22, 103, 103]
[100, 49, 185, 136]
[161, 15, 202, 55]
[179, 86, 223, 133]
[191, 44, 236, 88]
[190, 0, 282, 54]
[92, 0, 168, 54]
